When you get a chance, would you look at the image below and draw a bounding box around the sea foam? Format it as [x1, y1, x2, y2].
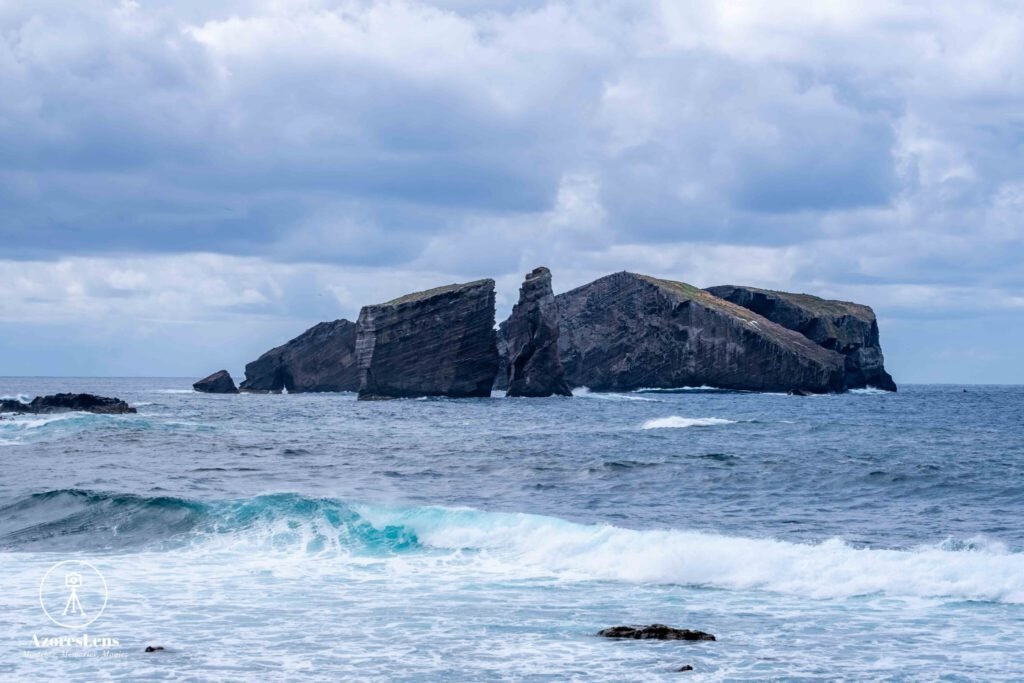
[641, 416, 737, 429]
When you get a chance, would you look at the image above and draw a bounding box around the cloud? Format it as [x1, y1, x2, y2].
[1, 0, 1022, 380]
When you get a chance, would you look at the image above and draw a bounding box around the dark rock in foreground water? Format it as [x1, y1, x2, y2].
[556, 272, 845, 393]
[706, 285, 897, 392]
[240, 319, 360, 393]
[677, 664, 694, 672]
[0, 393, 136, 414]
[355, 280, 499, 400]
[598, 625, 716, 641]
[502, 267, 572, 398]
[193, 370, 238, 394]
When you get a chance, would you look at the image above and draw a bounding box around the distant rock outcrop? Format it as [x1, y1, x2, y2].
[502, 267, 572, 398]
[355, 280, 499, 400]
[598, 625, 716, 641]
[0, 393, 136, 414]
[706, 285, 897, 391]
[555, 272, 846, 393]
[240, 320, 360, 393]
[193, 370, 238, 394]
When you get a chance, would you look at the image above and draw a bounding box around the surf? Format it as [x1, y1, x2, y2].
[3, 490, 1022, 604]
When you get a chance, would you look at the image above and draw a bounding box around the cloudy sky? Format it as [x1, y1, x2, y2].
[1, 0, 1022, 382]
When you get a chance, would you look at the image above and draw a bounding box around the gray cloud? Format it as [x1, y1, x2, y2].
[1, 0, 1022, 380]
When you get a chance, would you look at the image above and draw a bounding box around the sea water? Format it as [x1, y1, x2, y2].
[0, 379, 1022, 681]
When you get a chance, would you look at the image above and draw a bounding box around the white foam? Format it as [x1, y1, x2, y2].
[641, 416, 737, 429]
[571, 387, 660, 402]
[634, 385, 729, 392]
[3, 413, 82, 430]
[357, 506, 1024, 603]
[848, 387, 892, 395]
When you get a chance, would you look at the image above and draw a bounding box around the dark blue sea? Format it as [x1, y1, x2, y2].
[1, 379, 1022, 681]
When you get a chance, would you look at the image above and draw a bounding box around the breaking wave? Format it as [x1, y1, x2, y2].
[2, 490, 1022, 604]
[641, 416, 738, 429]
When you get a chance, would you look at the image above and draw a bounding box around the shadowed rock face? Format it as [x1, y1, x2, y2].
[555, 272, 846, 393]
[0, 393, 136, 414]
[193, 370, 238, 394]
[355, 280, 499, 400]
[503, 267, 572, 398]
[706, 285, 897, 391]
[240, 320, 360, 393]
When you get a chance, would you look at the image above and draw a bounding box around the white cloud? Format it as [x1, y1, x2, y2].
[1, 0, 1023, 380]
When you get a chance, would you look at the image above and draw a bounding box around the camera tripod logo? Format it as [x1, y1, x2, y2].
[39, 561, 108, 629]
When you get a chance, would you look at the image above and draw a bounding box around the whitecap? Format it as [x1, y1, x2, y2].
[641, 416, 737, 429]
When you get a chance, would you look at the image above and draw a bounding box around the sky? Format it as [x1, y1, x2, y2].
[1, 0, 1022, 383]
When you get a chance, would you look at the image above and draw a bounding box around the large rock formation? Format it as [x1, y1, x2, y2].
[0, 393, 136, 414]
[193, 370, 238, 394]
[502, 267, 572, 397]
[240, 320, 360, 393]
[705, 285, 896, 391]
[554, 272, 846, 393]
[355, 280, 499, 399]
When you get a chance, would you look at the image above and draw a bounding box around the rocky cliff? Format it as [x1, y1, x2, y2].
[355, 280, 499, 399]
[705, 285, 896, 391]
[554, 272, 846, 393]
[240, 319, 360, 393]
[502, 267, 572, 397]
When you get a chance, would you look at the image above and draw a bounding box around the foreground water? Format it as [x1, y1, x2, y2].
[0, 379, 1022, 681]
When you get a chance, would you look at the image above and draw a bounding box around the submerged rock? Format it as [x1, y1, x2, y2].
[706, 285, 896, 392]
[555, 272, 845, 393]
[240, 319, 360, 393]
[598, 625, 716, 641]
[192, 370, 238, 394]
[503, 267, 572, 397]
[355, 280, 499, 399]
[144, 646, 165, 653]
[0, 393, 136, 414]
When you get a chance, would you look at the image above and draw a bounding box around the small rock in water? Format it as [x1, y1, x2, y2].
[677, 664, 694, 672]
[144, 646, 165, 653]
[598, 624, 715, 641]
[193, 369, 239, 394]
[0, 393, 136, 415]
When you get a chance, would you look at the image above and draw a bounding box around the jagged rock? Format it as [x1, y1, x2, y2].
[677, 665, 695, 672]
[598, 625, 716, 641]
[503, 267, 572, 397]
[240, 320, 360, 393]
[0, 393, 136, 414]
[555, 272, 845, 393]
[706, 285, 897, 391]
[192, 370, 238, 394]
[355, 280, 499, 399]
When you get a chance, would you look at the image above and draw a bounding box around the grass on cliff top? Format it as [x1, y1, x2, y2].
[639, 275, 760, 323]
[382, 279, 493, 306]
[715, 284, 873, 319]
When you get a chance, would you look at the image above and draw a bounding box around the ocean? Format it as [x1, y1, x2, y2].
[1, 378, 1022, 681]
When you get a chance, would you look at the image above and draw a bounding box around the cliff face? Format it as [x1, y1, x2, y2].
[555, 272, 846, 393]
[705, 285, 896, 391]
[240, 319, 360, 393]
[355, 279, 499, 399]
[503, 267, 572, 397]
